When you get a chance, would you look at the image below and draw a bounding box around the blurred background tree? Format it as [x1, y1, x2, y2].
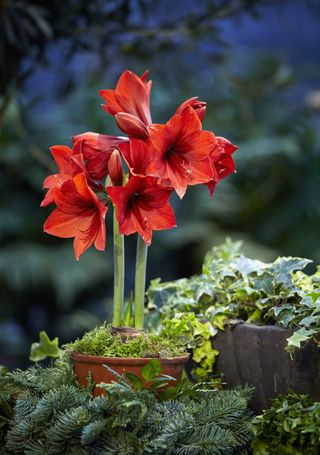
[0, 0, 319, 367]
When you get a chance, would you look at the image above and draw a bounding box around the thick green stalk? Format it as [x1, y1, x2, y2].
[134, 235, 148, 329]
[112, 209, 125, 326]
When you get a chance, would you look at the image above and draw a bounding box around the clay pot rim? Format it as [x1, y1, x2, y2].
[70, 351, 190, 365]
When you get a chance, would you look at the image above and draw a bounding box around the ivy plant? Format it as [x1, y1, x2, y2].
[252, 391, 320, 454]
[160, 313, 219, 381]
[147, 238, 320, 379]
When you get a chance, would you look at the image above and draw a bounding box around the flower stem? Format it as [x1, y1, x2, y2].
[134, 235, 148, 329]
[112, 209, 125, 327]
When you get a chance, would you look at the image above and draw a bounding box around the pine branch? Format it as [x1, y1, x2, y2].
[1, 363, 253, 454]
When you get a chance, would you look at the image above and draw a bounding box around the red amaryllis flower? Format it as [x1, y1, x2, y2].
[146, 106, 215, 198]
[44, 173, 107, 260]
[41, 145, 87, 207]
[72, 132, 128, 181]
[175, 97, 207, 122]
[206, 137, 238, 196]
[107, 176, 176, 245]
[100, 70, 152, 138]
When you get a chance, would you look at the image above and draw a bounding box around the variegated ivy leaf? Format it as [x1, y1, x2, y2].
[299, 314, 320, 328]
[272, 257, 312, 287]
[230, 255, 268, 277]
[286, 328, 316, 354]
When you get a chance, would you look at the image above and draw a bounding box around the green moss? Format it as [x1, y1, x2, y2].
[64, 324, 186, 358]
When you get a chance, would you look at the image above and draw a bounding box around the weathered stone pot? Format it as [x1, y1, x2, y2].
[213, 323, 320, 413]
[71, 352, 190, 396]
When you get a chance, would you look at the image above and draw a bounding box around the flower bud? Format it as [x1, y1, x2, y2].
[108, 148, 123, 186]
[115, 112, 149, 140]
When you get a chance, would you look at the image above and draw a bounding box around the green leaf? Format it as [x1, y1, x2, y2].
[299, 315, 320, 328]
[150, 379, 170, 390]
[231, 255, 268, 277]
[29, 331, 61, 362]
[286, 328, 316, 353]
[141, 359, 162, 381]
[124, 372, 143, 390]
[149, 374, 176, 390]
[272, 257, 312, 287]
[247, 308, 262, 323]
[272, 304, 294, 318]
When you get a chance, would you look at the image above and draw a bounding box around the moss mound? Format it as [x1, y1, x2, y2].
[64, 324, 186, 358]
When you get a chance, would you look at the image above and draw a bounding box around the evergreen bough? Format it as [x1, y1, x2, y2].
[0, 359, 253, 455]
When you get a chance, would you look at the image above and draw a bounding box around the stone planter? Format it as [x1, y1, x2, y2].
[213, 323, 320, 413]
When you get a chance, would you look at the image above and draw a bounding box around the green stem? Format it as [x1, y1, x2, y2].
[134, 235, 148, 329]
[112, 209, 125, 326]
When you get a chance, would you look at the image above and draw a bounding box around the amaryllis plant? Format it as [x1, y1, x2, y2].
[42, 70, 237, 330]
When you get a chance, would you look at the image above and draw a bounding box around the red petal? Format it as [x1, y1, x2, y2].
[93, 218, 107, 252]
[73, 211, 106, 260]
[115, 70, 152, 125]
[141, 203, 176, 231]
[99, 90, 123, 115]
[175, 97, 199, 115]
[40, 188, 55, 207]
[147, 124, 170, 154]
[175, 97, 207, 122]
[216, 155, 236, 179]
[172, 106, 202, 135]
[138, 184, 172, 210]
[72, 132, 126, 155]
[44, 208, 94, 238]
[50, 146, 73, 174]
[216, 137, 238, 155]
[187, 157, 215, 187]
[189, 130, 216, 159]
[120, 139, 151, 177]
[166, 154, 188, 199]
[140, 69, 150, 83]
[42, 173, 70, 190]
[72, 173, 95, 202]
[206, 180, 216, 197]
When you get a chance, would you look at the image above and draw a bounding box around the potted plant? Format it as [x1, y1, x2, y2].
[147, 238, 320, 411]
[41, 69, 238, 394]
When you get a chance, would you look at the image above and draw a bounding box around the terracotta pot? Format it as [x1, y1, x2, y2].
[212, 323, 320, 413]
[70, 352, 190, 396]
